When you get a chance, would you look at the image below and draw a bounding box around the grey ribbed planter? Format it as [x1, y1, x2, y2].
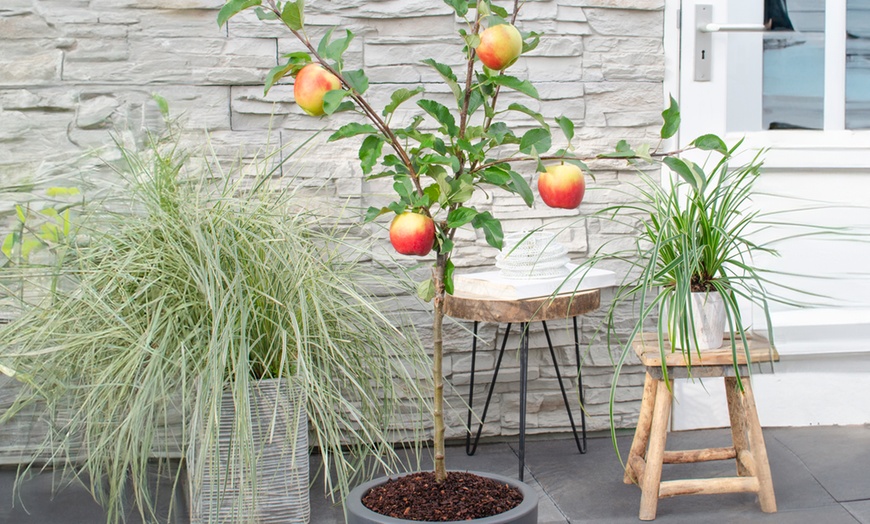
[346, 471, 538, 524]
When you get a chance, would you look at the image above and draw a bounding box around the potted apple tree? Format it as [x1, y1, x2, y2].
[216, 0, 658, 521]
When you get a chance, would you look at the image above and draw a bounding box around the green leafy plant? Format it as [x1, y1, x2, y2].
[218, 0, 699, 487]
[566, 135, 786, 453]
[0, 121, 430, 521]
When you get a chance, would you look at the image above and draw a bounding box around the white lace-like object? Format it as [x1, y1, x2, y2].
[496, 231, 571, 280]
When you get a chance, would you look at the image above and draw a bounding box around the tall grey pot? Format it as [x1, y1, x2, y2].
[188, 378, 309, 523]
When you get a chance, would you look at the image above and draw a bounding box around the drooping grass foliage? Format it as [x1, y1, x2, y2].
[0, 123, 430, 522]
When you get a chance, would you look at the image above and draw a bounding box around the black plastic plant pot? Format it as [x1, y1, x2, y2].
[346, 470, 538, 524]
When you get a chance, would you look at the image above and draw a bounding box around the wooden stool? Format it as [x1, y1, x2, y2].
[624, 333, 779, 520]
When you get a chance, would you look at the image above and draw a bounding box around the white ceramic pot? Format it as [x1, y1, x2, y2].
[668, 291, 727, 351]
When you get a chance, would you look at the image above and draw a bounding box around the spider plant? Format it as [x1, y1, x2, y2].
[579, 138, 776, 445]
[0, 121, 430, 522]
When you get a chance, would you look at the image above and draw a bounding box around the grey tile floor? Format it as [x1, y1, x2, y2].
[2, 425, 869, 523]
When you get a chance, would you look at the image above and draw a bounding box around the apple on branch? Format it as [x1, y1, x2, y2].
[538, 163, 586, 209]
[294, 63, 341, 116]
[476, 23, 523, 71]
[389, 212, 436, 257]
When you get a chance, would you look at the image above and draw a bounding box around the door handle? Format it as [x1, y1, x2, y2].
[694, 4, 764, 81]
[700, 23, 766, 33]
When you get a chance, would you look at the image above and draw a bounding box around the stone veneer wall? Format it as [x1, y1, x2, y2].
[0, 0, 664, 448]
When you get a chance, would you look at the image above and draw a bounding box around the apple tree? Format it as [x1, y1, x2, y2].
[217, 0, 681, 483]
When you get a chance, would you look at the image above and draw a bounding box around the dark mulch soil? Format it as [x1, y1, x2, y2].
[361, 471, 524, 521]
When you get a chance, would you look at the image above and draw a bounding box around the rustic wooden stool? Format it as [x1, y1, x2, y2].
[625, 333, 779, 520]
[444, 289, 600, 481]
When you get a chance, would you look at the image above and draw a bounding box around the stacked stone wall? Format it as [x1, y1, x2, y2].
[0, 0, 665, 444]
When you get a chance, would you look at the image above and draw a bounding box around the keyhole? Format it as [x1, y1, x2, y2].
[701, 50, 706, 60]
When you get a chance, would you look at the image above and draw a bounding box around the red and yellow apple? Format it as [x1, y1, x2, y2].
[476, 24, 523, 71]
[538, 163, 586, 209]
[293, 63, 341, 116]
[389, 212, 436, 256]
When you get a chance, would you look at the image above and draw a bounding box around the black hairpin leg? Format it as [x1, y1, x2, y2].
[541, 318, 587, 454]
[466, 322, 512, 456]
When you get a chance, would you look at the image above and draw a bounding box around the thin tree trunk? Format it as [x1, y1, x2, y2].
[432, 254, 447, 482]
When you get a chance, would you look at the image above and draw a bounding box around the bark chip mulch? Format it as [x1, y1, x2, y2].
[361, 471, 524, 521]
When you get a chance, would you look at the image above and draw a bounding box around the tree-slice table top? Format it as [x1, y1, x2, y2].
[443, 289, 600, 324]
[632, 332, 779, 368]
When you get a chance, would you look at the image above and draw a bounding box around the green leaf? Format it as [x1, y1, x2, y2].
[462, 33, 481, 50]
[556, 115, 574, 142]
[326, 29, 354, 65]
[264, 62, 293, 95]
[521, 31, 541, 54]
[359, 135, 384, 175]
[423, 183, 441, 205]
[422, 59, 461, 103]
[446, 207, 479, 228]
[442, 0, 468, 17]
[507, 103, 548, 128]
[417, 278, 436, 302]
[393, 176, 416, 203]
[217, 0, 261, 28]
[343, 69, 369, 94]
[489, 4, 509, 18]
[364, 206, 390, 222]
[317, 27, 335, 57]
[1, 233, 16, 259]
[487, 122, 512, 145]
[467, 89, 485, 116]
[599, 139, 636, 159]
[383, 87, 425, 116]
[481, 165, 511, 186]
[472, 211, 504, 249]
[563, 157, 589, 172]
[46, 187, 81, 197]
[490, 75, 539, 99]
[508, 170, 535, 207]
[322, 89, 348, 115]
[281, 0, 304, 31]
[15, 205, 26, 224]
[254, 7, 278, 20]
[519, 128, 552, 155]
[448, 177, 474, 204]
[661, 95, 680, 139]
[328, 123, 378, 142]
[444, 259, 455, 295]
[151, 93, 170, 118]
[417, 99, 457, 135]
[663, 156, 702, 192]
[692, 134, 728, 155]
[333, 101, 356, 113]
[635, 143, 653, 162]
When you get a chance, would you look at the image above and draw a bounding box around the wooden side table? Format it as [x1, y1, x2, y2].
[625, 333, 779, 520]
[444, 289, 600, 481]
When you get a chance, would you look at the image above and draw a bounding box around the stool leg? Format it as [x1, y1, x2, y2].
[467, 323, 512, 456]
[639, 378, 671, 521]
[541, 321, 585, 454]
[743, 379, 777, 513]
[572, 316, 588, 453]
[625, 372, 657, 484]
[725, 376, 750, 476]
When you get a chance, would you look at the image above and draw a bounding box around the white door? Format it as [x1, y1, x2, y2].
[667, 0, 870, 429]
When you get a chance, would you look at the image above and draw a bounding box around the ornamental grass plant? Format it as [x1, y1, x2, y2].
[0, 119, 430, 522]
